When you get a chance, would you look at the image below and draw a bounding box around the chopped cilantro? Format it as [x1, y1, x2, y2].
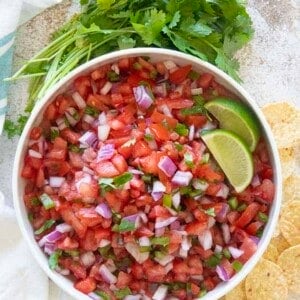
[84, 106, 99, 117]
[188, 70, 200, 80]
[64, 250, 80, 257]
[174, 123, 188, 136]
[151, 236, 170, 247]
[228, 197, 238, 210]
[258, 212, 268, 223]
[31, 197, 40, 206]
[99, 172, 133, 193]
[184, 152, 194, 168]
[181, 96, 206, 116]
[114, 287, 132, 299]
[232, 260, 243, 272]
[223, 248, 231, 259]
[113, 219, 135, 232]
[163, 194, 172, 208]
[200, 153, 210, 164]
[142, 174, 152, 184]
[48, 250, 62, 270]
[204, 207, 216, 217]
[114, 172, 133, 187]
[50, 127, 59, 141]
[34, 219, 56, 235]
[4, 115, 29, 138]
[206, 254, 222, 268]
[237, 203, 247, 212]
[68, 144, 83, 153]
[174, 142, 183, 151]
[107, 70, 120, 82]
[95, 291, 110, 300]
[144, 133, 154, 141]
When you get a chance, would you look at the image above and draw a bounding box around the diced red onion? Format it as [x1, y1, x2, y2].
[151, 181, 166, 201]
[56, 223, 73, 233]
[182, 235, 192, 251]
[221, 223, 231, 244]
[179, 248, 188, 258]
[198, 229, 213, 250]
[72, 91, 86, 109]
[155, 217, 177, 229]
[160, 104, 172, 117]
[139, 236, 150, 247]
[111, 63, 120, 74]
[188, 125, 195, 141]
[100, 81, 113, 95]
[250, 235, 260, 245]
[97, 143, 115, 161]
[207, 216, 216, 229]
[128, 168, 144, 175]
[148, 138, 158, 150]
[91, 79, 98, 94]
[28, 149, 42, 159]
[228, 246, 244, 259]
[124, 296, 142, 300]
[99, 264, 117, 284]
[171, 171, 193, 186]
[80, 251, 96, 267]
[153, 83, 167, 97]
[153, 285, 168, 300]
[251, 174, 261, 187]
[216, 265, 230, 281]
[82, 166, 95, 175]
[216, 203, 230, 223]
[155, 227, 165, 237]
[44, 242, 56, 255]
[99, 239, 111, 248]
[49, 176, 65, 188]
[165, 262, 173, 274]
[216, 183, 229, 199]
[163, 60, 177, 70]
[171, 192, 181, 209]
[192, 179, 208, 191]
[83, 114, 95, 124]
[184, 212, 194, 223]
[38, 230, 63, 247]
[98, 124, 110, 141]
[105, 259, 117, 273]
[65, 107, 79, 127]
[174, 84, 184, 96]
[88, 292, 101, 300]
[133, 86, 153, 109]
[191, 88, 203, 95]
[139, 212, 148, 223]
[215, 245, 223, 253]
[56, 117, 67, 130]
[123, 214, 141, 229]
[56, 267, 70, 276]
[155, 254, 174, 266]
[75, 173, 92, 192]
[79, 131, 98, 147]
[98, 112, 107, 125]
[170, 220, 181, 230]
[125, 242, 149, 264]
[158, 156, 177, 177]
[95, 203, 112, 219]
[191, 275, 204, 281]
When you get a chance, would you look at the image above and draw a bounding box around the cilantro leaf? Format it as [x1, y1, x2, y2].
[169, 11, 181, 29]
[114, 172, 133, 187]
[151, 236, 170, 247]
[117, 36, 136, 49]
[113, 219, 135, 232]
[4, 115, 29, 138]
[99, 172, 133, 193]
[131, 9, 167, 45]
[204, 208, 216, 217]
[34, 219, 56, 235]
[114, 287, 132, 299]
[48, 250, 62, 270]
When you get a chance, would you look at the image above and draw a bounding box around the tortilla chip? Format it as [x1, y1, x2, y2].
[279, 201, 300, 246]
[283, 175, 300, 204]
[277, 245, 300, 293]
[225, 280, 246, 300]
[279, 147, 296, 180]
[262, 102, 300, 148]
[270, 234, 290, 254]
[245, 258, 288, 300]
[263, 243, 279, 262]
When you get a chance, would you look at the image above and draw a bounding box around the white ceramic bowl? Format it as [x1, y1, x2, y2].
[13, 48, 282, 300]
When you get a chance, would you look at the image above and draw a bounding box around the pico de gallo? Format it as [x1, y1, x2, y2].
[22, 56, 275, 299]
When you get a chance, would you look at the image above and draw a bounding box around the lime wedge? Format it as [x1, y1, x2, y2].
[204, 98, 260, 151]
[201, 129, 253, 193]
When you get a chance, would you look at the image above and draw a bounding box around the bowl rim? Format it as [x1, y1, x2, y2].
[12, 47, 282, 300]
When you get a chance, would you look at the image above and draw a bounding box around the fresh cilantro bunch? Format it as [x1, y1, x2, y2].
[5, 0, 253, 137]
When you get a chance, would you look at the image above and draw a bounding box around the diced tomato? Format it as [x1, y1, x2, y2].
[235, 202, 260, 228]
[246, 221, 264, 236]
[157, 98, 194, 110]
[21, 164, 36, 179]
[74, 277, 96, 294]
[127, 72, 144, 87]
[74, 76, 91, 97]
[194, 163, 224, 182]
[87, 94, 109, 111]
[150, 110, 178, 129]
[94, 161, 120, 177]
[116, 271, 132, 288]
[44, 160, 70, 176]
[60, 129, 81, 144]
[149, 124, 171, 141]
[44, 103, 57, 120]
[111, 154, 128, 173]
[91, 64, 111, 80]
[149, 205, 171, 219]
[30, 127, 42, 140]
[239, 237, 258, 263]
[198, 73, 214, 89]
[131, 263, 144, 280]
[253, 179, 275, 203]
[57, 236, 79, 250]
[185, 115, 207, 127]
[36, 168, 45, 188]
[118, 58, 130, 70]
[132, 140, 152, 158]
[185, 221, 207, 235]
[169, 65, 192, 84]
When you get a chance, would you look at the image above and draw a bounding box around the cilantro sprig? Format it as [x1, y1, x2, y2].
[5, 0, 253, 138]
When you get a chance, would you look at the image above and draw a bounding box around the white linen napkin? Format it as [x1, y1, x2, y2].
[0, 0, 61, 134]
[0, 191, 74, 300]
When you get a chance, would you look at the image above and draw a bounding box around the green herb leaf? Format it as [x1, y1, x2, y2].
[50, 127, 59, 141]
[95, 290, 110, 300]
[204, 207, 216, 217]
[49, 250, 62, 270]
[174, 123, 188, 136]
[151, 236, 170, 247]
[117, 36, 136, 49]
[258, 212, 268, 223]
[107, 70, 120, 82]
[184, 152, 194, 168]
[181, 96, 206, 116]
[4, 115, 29, 138]
[144, 133, 154, 141]
[35, 219, 56, 235]
[232, 260, 243, 272]
[85, 106, 99, 117]
[68, 144, 83, 153]
[113, 219, 135, 232]
[169, 11, 181, 29]
[206, 254, 221, 268]
[114, 172, 133, 187]
[114, 287, 132, 299]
